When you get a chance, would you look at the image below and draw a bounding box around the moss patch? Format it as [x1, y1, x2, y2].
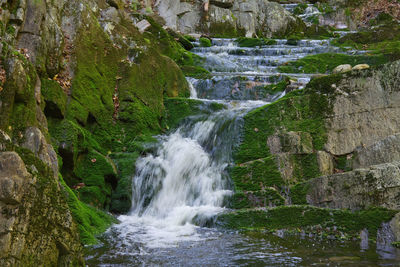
[235, 37, 277, 47]
[217, 206, 397, 240]
[60, 175, 117, 245]
[278, 53, 390, 74]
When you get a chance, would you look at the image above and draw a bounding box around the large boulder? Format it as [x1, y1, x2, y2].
[155, 0, 305, 37]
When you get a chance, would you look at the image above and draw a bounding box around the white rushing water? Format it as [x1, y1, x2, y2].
[110, 94, 266, 249]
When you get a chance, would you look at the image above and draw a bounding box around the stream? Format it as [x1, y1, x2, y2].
[86, 22, 400, 267]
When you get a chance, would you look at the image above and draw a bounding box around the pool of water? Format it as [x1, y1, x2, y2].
[86, 227, 400, 266]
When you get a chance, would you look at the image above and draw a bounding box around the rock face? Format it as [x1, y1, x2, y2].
[0, 150, 84, 266]
[233, 60, 400, 215]
[305, 161, 400, 210]
[0, 0, 191, 263]
[325, 61, 400, 155]
[155, 0, 305, 37]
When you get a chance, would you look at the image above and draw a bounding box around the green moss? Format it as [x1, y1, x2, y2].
[41, 79, 67, 118]
[164, 97, 226, 130]
[199, 37, 212, 47]
[292, 153, 321, 181]
[392, 241, 400, 248]
[217, 206, 397, 240]
[290, 183, 310, 205]
[293, 3, 308, 15]
[110, 152, 140, 213]
[60, 175, 117, 245]
[184, 35, 196, 42]
[231, 189, 285, 209]
[278, 53, 389, 74]
[332, 23, 400, 63]
[262, 78, 290, 94]
[234, 89, 329, 164]
[73, 149, 116, 209]
[231, 156, 284, 191]
[335, 155, 353, 171]
[208, 22, 245, 38]
[235, 37, 277, 47]
[181, 65, 211, 79]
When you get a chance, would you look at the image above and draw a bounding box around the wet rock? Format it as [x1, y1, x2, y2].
[332, 64, 352, 74]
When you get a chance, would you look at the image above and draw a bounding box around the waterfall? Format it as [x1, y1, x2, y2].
[106, 36, 345, 250]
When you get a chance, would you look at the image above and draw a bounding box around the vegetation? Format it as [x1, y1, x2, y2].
[217, 206, 398, 240]
[235, 37, 277, 47]
[278, 52, 390, 74]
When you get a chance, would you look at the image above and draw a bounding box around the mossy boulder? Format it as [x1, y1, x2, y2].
[200, 37, 212, 47]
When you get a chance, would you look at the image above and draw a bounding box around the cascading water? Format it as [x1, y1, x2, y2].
[105, 98, 268, 250]
[86, 25, 400, 266]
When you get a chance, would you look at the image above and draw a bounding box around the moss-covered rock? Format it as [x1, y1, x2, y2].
[217, 206, 398, 241]
[200, 37, 212, 47]
[235, 37, 277, 47]
[278, 52, 392, 74]
[60, 175, 117, 245]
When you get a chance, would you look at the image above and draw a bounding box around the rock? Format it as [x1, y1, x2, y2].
[210, 0, 234, 9]
[353, 134, 400, 169]
[155, 0, 304, 37]
[0, 152, 31, 204]
[154, 0, 181, 30]
[268, 131, 313, 154]
[317, 151, 334, 176]
[136, 19, 151, 33]
[0, 150, 84, 266]
[332, 64, 352, 74]
[325, 61, 400, 155]
[21, 127, 59, 178]
[100, 7, 120, 24]
[305, 161, 400, 210]
[353, 64, 370, 70]
[9, 8, 25, 25]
